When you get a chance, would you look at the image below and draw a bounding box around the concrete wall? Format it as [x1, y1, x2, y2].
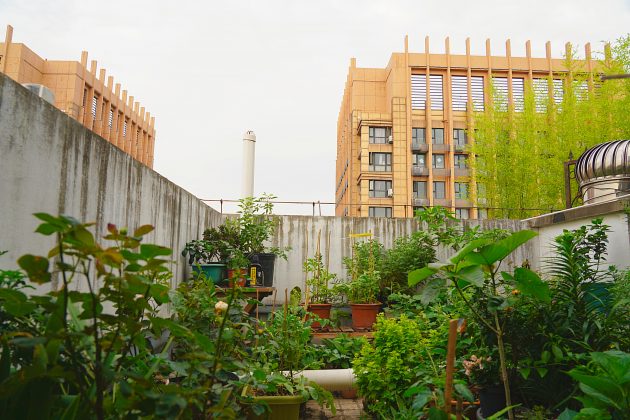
[524, 198, 630, 274]
[0, 73, 223, 290]
[266, 215, 530, 302]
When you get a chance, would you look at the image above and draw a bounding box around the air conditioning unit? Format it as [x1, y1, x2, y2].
[387, 188, 394, 197]
[387, 135, 394, 144]
[22, 83, 55, 105]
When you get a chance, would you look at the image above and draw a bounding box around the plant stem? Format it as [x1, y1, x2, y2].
[494, 313, 514, 420]
[453, 283, 497, 334]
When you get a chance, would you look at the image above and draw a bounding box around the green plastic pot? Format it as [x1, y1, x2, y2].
[247, 394, 305, 420]
[191, 263, 226, 284]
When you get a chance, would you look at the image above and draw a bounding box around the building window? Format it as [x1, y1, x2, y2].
[454, 154, 467, 169]
[451, 75, 468, 111]
[369, 152, 392, 172]
[413, 153, 426, 167]
[123, 120, 128, 137]
[413, 181, 427, 199]
[91, 96, 98, 120]
[369, 126, 391, 144]
[432, 154, 445, 169]
[455, 182, 468, 199]
[478, 209, 488, 219]
[369, 207, 392, 217]
[412, 128, 426, 145]
[411, 74, 444, 110]
[453, 129, 467, 147]
[108, 109, 114, 129]
[369, 180, 392, 198]
[455, 208, 470, 219]
[433, 181, 446, 199]
[471, 76, 485, 111]
[432, 128, 444, 144]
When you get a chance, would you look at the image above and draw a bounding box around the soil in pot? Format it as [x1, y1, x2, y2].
[349, 303, 380, 329]
[307, 303, 332, 329]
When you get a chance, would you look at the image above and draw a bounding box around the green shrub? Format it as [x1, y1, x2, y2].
[353, 315, 441, 417]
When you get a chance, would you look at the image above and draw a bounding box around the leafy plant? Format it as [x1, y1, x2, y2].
[315, 334, 367, 369]
[567, 350, 630, 419]
[304, 253, 336, 304]
[381, 231, 436, 295]
[409, 229, 549, 420]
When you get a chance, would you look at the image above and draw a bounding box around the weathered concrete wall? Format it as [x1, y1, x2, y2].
[0, 73, 223, 289]
[266, 215, 530, 302]
[524, 198, 630, 273]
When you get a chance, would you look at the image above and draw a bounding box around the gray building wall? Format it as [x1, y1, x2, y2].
[0, 73, 224, 290]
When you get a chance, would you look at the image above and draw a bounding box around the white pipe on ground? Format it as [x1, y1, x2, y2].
[283, 368, 356, 392]
[242, 130, 256, 198]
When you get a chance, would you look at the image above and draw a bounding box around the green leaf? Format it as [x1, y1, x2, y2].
[0, 289, 36, 316]
[454, 383, 474, 402]
[73, 226, 95, 247]
[427, 407, 448, 420]
[449, 237, 495, 264]
[467, 230, 537, 266]
[568, 371, 623, 409]
[418, 277, 446, 305]
[519, 367, 531, 379]
[17, 255, 51, 284]
[541, 350, 551, 363]
[408, 267, 437, 287]
[140, 244, 172, 259]
[513, 267, 550, 302]
[536, 367, 549, 378]
[552, 344, 563, 361]
[35, 223, 59, 236]
[456, 265, 484, 287]
[134, 225, 154, 237]
[557, 408, 578, 420]
[59, 395, 81, 420]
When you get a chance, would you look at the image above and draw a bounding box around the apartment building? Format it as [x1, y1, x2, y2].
[335, 36, 595, 218]
[0, 25, 156, 167]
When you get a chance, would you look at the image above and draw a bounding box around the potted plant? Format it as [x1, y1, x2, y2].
[304, 253, 336, 328]
[338, 240, 382, 329]
[181, 238, 227, 284]
[236, 194, 288, 287]
[462, 351, 504, 418]
[246, 304, 335, 419]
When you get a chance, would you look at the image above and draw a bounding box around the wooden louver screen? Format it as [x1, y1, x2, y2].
[451, 76, 468, 111]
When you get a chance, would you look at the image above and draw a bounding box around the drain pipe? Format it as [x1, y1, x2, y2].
[283, 368, 356, 392]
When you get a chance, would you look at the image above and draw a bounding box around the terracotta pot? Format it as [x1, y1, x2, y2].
[227, 268, 247, 287]
[349, 303, 381, 329]
[307, 303, 332, 329]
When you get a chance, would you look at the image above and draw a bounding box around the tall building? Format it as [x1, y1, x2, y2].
[0, 25, 156, 167]
[335, 36, 595, 218]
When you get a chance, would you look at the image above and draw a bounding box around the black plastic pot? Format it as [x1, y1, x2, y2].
[479, 384, 506, 418]
[249, 253, 276, 287]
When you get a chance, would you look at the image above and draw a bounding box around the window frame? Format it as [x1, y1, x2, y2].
[432, 154, 445, 169]
[454, 182, 468, 199]
[453, 129, 467, 147]
[368, 207, 392, 217]
[454, 154, 467, 169]
[413, 181, 427, 199]
[432, 128, 445, 145]
[369, 180, 393, 198]
[369, 126, 392, 144]
[433, 181, 446, 199]
[368, 152, 392, 172]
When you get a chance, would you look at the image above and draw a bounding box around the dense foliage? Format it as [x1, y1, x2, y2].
[471, 35, 630, 218]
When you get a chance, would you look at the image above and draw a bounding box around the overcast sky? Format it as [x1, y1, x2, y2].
[2, 0, 629, 215]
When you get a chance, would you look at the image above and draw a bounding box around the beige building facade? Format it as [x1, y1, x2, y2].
[0, 25, 156, 167]
[335, 36, 596, 218]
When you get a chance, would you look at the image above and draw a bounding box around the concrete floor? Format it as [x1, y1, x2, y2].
[303, 398, 365, 419]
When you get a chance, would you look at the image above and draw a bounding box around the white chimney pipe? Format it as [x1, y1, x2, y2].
[242, 130, 256, 198]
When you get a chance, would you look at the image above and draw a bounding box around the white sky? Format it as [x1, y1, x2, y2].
[2, 0, 629, 215]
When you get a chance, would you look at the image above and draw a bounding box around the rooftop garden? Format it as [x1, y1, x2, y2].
[0, 203, 629, 419]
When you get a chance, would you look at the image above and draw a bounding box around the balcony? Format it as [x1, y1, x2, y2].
[411, 142, 429, 152]
[413, 198, 430, 207]
[454, 168, 470, 177]
[455, 199, 472, 207]
[432, 143, 449, 152]
[433, 198, 452, 207]
[454, 143, 467, 152]
[412, 165, 429, 176]
[432, 168, 450, 177]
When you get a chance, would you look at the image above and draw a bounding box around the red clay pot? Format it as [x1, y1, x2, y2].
[227, 268, 247, 287]
[349, 303, 381, 329]
[307, 303, 332, 329]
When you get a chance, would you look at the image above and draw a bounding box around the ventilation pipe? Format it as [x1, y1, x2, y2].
[242, 130, 256, 198]
[575, 139, 630, 204]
